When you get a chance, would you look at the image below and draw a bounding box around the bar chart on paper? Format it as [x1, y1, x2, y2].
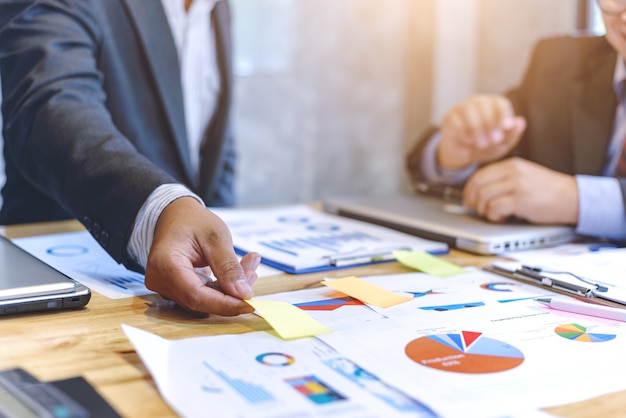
[202, 361, 275, 404]
[294, 297, 364, 311]
[404, 331, 525, 374]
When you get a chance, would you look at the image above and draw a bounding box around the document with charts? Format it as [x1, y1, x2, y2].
[122, 324, 439, 418]
[210, 204, 448, 274]
[317, 301, 626, 418]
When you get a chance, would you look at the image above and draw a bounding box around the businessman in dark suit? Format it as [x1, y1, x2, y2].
[407, 1, 626, 242]
[0, 0, 260, 316]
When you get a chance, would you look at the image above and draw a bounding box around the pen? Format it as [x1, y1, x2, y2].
[329, 253, 396, 267]
[413, 181, 463, 202]
[512, 267, 594, 297]
[325, 247, 412, 267]
[534, 297, 626, 322]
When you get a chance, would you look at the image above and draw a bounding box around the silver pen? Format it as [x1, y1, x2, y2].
[513, 267, 594, 298]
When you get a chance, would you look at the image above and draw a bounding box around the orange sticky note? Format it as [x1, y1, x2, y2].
[246, 299, 333, 339]
[321, 276, 412, 308]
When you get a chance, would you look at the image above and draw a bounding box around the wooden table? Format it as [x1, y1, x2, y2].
[0, 220, 623, 417]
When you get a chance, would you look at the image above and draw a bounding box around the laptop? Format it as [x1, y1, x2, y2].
[0, 235, 91, 315]
[323, 193, 576, 255]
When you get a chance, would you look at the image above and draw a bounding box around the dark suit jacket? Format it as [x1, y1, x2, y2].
[0, 0, 235, 266]
[407, 35, 622, 190]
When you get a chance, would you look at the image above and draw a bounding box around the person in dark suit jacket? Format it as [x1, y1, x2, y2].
[407, 3, 626, 242]
[0, 0, 260, 316]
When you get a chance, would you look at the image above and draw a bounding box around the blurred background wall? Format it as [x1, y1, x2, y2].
[230, 0, 597, 207]
[0, 1, 604, 210]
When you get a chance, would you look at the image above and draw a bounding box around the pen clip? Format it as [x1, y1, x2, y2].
[324, 246, 411, 267]
[521, 265, 609, 293]
[514, 267, 594, 298]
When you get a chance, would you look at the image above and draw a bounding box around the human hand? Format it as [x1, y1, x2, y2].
[143, 197, 261, 316]
[462, 157, 579, 224]
[438, 95, 526, 169]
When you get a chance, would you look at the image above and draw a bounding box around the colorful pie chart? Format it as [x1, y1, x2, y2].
[405, 330, 524, 374]
[554, 323, 617, 343]
[255, 352, 295, 366]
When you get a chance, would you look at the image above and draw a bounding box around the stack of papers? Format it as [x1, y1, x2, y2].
[124, 269, 626, 418]
[210, 205, 448, 273]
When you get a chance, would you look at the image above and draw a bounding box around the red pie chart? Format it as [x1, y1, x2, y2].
[405, 330, 524, 374]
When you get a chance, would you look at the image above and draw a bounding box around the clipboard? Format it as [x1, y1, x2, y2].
[485, 262, 626, 309]
[210, 204, 449, 274]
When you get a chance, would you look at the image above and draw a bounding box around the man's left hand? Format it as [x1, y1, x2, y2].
[462, 157, 578, 225]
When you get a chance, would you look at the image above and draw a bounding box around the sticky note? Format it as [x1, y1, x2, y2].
[394, 250, 466, 277]
[246, 299, 333, 339]
[321, 276, 412, 308]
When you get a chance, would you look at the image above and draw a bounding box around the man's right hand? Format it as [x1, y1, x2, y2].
[438, 95, 527, 170]
[144, 197, 260, 317]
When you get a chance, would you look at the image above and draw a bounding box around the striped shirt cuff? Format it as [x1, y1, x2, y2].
[127, 184, 205, 269]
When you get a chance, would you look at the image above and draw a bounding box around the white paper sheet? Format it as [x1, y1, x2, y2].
[12, 231, 282, 299]
[360, 269, 554, 318]
[255, 286, 387, 330]
[13, 231, 151, 299]
[257, 269, 556, 324]
[122, 325, 439, 418]
[318, 301, 626, 418]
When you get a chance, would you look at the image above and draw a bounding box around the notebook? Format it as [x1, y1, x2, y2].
[0, 235, 91, 315]
[323, 193, 576, 255]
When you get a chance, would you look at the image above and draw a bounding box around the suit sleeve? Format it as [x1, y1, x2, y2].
[0, 1, 178, 266]
[405, 39, 546, 185]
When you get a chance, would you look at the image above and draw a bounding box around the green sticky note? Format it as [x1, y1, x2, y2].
[394, 250, 466, 277]
[246, 299, 334, 340]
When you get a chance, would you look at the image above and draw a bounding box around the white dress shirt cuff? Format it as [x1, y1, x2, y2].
[421, 132, 477, 184]
[127, 184, 205, 269]
[576, 175, 626, 241]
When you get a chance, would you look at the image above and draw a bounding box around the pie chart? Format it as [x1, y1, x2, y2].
[555, 323, 617, 343]
[405, 330, 524, 374]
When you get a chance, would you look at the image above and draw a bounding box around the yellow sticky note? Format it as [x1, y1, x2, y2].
[246, 299, 333, 340]
[394, 250, 466, 277]
[321, 276, 412, 308]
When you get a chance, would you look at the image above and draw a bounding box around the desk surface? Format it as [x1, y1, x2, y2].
[1, 220, 624, 417]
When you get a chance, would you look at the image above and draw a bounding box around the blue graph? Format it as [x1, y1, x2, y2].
[46, 244, 89, 257]
[203, 362, 274, 404]
[103, 274, 145, 290]
[260, 231, 383, 256]
[419, 301, 485, 311]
